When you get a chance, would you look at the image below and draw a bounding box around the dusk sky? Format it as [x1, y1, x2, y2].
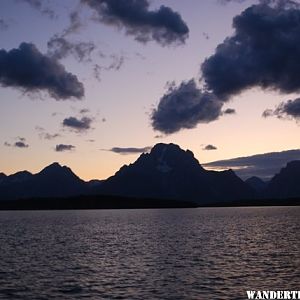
[1, 0, 300, 181]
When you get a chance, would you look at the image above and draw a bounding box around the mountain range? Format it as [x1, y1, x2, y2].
[97, 143, 253, 204]
[0, 163, 87, 200]
[1, 143, 300, 207]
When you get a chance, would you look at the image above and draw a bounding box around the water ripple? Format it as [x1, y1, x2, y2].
[0, 207, 299, 299]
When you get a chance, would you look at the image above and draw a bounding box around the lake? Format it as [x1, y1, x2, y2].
[0, 207, 299, 299]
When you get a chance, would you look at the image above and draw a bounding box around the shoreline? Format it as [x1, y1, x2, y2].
[0, 195, 299, 210]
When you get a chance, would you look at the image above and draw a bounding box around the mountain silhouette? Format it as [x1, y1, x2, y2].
[0, 162, 86, 200]
[97, 143, 253, 204]
[265, 160, 300, 199]
[1, 145, 300, 207]
[245, 176, 267, 192]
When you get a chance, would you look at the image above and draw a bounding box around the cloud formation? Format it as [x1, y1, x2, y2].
[154, 0, 300, 133]
[81, 0, 189, 46]
[151, 80, 223, 134]
[223, 108, 236, 115]
[203, 149, 300, 180]
[62, 116, 93, 132]
[106, 54, 125, 71]
[203, 144, 217, 150]
[47, 36, 96, 62]
[0, 43, 84, 100]
[263, 98, 300, 121]
[46, 8, 97, 63]
[93, 53, 125, 81]
[201, 1, 300, 100]
[107, 146, 152, 155]
[64, 11, 83, 36]
[35, 126, 61, 140]
[15, 141, 29, 148]
[55, 144, 75, 152]
[4, 137, 29, 148]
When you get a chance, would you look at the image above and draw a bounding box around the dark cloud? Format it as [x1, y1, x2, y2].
[14, 141, 29, 148]
[201, 1, 300, 101]
[223, 108, 236, 115]
[4, 137, 29, 148]
[47, 36, 96, 62]
[203, 149, 300, 180]
[0, 43, 84, 100]
[151, 79, 223, 134]
[62, 116, 93, 132]
[203, 144, 218, 150]
[263, 98, 300, 120]
[151, 0, 300, 133]
[106, 146, 152, 155]
[55, 144, 75, 152]
[16, 0, 56, 19]
[81, 0, 189, 46]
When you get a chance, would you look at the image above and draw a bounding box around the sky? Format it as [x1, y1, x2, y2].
[0, 0, 299, 181]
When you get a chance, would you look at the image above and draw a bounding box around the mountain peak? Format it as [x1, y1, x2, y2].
[45, 162, 63, 169]
[245, 176, 267, 192]
[9, 170, 32, 179]
[151, 143, 194, 157]
[0, 170, 33, 185]
[39, 162, 76, 178]
[272, 160, 300, 178]
[151, 143, 181, 153]
[285, 160, 300, 169]
[245, 176, 265, 184]
[100, 142, 248, 202]
[265, 160, 300, 198]
[149, 143, 199, 166]
[0, 162, 86, 200]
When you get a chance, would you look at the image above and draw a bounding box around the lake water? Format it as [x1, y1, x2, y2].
[0, 207, 299, 299]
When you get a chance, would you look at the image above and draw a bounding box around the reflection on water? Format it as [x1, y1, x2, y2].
[0, 207, 299, 299]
